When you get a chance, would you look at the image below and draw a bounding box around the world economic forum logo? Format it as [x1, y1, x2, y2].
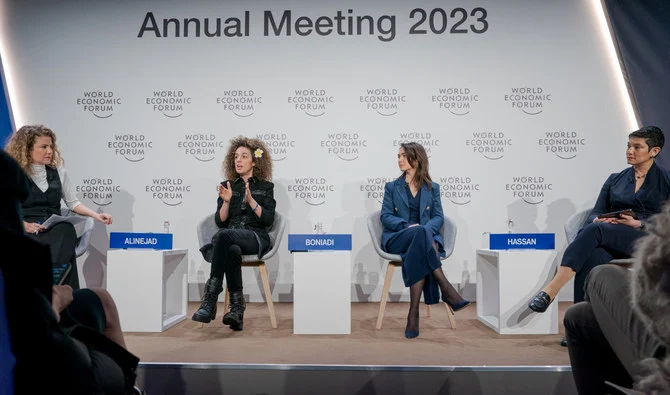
[432, 88, 479, 116]
[506, 176, 552, 205]
[145, 178, 192, 206]
[216, 89, 262, 118]
[360, 177, 395, 204]
[465, 131, 512, 160]
[145, 90, 192, 118]
[538, 130, 586, 159]
[257, 133, 296, 161]
[287, 177, 335, 206]
[287, 89, 333, 117]
[504, 87, 551, 115]
[107, 133, 153, 162]
[177, 133, 226, 162]
[393, 132, 440, 157]
[77, 91, 121, 119]
[360, 88, 406, 116]
[76, 178, 121, 206]
[439, 176, 480, 205]
[321, 132, 367, 161]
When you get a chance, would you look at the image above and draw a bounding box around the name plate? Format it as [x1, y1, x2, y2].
[109, 232, 173, 250]
[489, 233, 555, 250]
[288, 234, 352, 251]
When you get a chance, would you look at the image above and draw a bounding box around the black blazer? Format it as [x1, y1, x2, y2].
[589, 162, 670, 223]
[199, 177, 277, 262]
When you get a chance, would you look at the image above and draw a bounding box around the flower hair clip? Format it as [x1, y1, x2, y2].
[254, 149, 264, 158]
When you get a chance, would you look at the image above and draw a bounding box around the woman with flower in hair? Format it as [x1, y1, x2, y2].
[193, 136, 276, 331]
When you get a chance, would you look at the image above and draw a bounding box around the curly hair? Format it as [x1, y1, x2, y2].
[222, 136, 273, 181]
[4, 124, 64, 176]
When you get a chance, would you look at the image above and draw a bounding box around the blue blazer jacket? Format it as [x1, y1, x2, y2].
[381, 177, 445, 256]
[588, 161, 670, 223]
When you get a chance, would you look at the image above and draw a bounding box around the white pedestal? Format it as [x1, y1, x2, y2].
[107, 249, 188, 332]
[293, 251, 351, 334]
[476, 249, 559, 335]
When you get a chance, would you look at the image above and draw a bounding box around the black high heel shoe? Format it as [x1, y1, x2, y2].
[528, 291, 552, 313]
[442, 295, 470, 312]
[405, 313, 420, 339]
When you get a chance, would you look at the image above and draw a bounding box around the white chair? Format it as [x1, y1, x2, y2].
[367, 210, 458, 330]
[196, 211, 286, 328]
[60, 208, 95, 258]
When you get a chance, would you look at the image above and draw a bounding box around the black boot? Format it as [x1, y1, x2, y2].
[192, 277, 223, 323]
[222, 291, 246, 331]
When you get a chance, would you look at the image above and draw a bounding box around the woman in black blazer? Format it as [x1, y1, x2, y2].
[529, 126, 670, 317]
[193, 136, 276, 331]
[381, 142, 469, 338]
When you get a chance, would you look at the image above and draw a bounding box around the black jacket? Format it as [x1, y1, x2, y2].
[199, 177, 276, 262]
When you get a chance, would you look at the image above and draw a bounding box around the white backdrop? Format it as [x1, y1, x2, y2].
[1, 0, 634, 302]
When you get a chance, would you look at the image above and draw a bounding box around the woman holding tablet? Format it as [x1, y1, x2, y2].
[529, 126, 670, 316]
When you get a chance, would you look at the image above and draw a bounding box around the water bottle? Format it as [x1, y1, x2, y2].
[507, 218, 514, 234]
[163, 220, 170, 234]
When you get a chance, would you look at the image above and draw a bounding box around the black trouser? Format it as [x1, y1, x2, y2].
[564, 265, 665, 394]
[26, 222, 79, 289]
[561, 222, 643, 302]
[210, 229, 262, 292]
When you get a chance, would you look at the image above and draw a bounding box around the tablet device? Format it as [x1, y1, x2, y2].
[52, 263, 72, 285]
[597, 209, 637, 219]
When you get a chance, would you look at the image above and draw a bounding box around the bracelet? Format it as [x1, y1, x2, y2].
[252, 202, 260, 211]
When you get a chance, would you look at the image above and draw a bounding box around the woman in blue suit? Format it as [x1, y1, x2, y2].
[529, 126, 670, 346]
[381, 142, 469, 339]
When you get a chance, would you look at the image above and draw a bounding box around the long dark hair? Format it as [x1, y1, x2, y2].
[400, 142, 432, 190]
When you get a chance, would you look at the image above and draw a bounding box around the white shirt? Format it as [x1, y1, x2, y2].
[29, 164, 81, 211]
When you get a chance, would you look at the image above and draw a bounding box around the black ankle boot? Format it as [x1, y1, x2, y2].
[222, 291, 246, 330]
[192, 277, 223, 323]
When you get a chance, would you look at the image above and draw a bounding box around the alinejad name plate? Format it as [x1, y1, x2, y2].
[109, 232, 173, 250]
[288, 234, 352, 252]
[488, 233, 555, 250]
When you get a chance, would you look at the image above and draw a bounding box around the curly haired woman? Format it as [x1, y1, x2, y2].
[4, 125, 113, 289]
[192, 136, 276, 331]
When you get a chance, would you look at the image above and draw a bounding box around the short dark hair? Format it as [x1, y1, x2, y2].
[629, 126, 665, 152]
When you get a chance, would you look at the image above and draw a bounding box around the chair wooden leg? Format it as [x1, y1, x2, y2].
[445, 302, 457, 329]
[376, 262, 396, 329]
[223, 283, 229, 314]
[426, 304, 431, 317]
[258, 263, 277, 328]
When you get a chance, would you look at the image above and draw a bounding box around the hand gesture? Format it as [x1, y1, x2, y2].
[218, 181, 232, 202]
[24, 221, 46, 234]
[613, 213, 641, 228]
[97, 213, 113, 225]
[244, 181, 254, 204]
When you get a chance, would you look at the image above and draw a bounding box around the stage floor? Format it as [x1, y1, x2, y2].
[125, 302, 571, 366]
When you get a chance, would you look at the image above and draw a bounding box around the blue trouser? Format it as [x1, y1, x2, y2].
[384, 225, 442, 304]
[561, 222, 644, 303]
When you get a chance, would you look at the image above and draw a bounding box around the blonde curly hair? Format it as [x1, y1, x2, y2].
[222, 136, 273, 181]
[4, 125, 64, 176]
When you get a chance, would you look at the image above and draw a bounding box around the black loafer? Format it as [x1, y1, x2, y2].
[560, 337, 567, 347]
[528, 291, 552, 313]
